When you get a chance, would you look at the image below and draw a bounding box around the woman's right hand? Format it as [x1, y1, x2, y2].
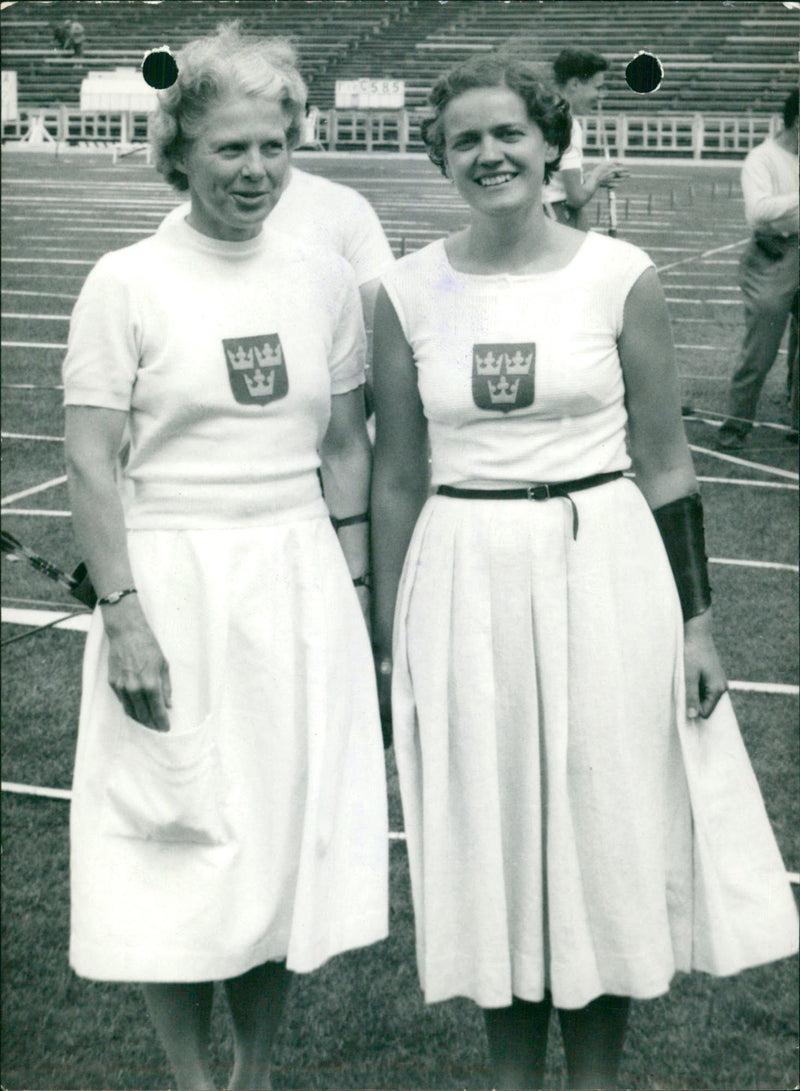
[593, 159, 629, 189]
[103, 598, 172, 732]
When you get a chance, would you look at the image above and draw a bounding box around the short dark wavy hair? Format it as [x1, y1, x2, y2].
[150, 22, 307, 192]
[553, 49, 609, 87]
[420, 53, 572, 184]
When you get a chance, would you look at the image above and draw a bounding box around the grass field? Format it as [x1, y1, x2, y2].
[1, 149, 798, 1091]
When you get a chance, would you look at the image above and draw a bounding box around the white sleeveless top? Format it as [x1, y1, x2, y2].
[381, 231, 653, 486]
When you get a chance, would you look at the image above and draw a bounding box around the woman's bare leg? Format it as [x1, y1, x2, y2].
[484, 994, 553, 1090]
[223, 960, 292, 1090]
[142, 981, 215, 1091]
[558, 994, 630, 1090]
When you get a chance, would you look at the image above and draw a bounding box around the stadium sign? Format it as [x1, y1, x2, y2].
[335, 79, 405, 109]
[80, 68, 158, 112]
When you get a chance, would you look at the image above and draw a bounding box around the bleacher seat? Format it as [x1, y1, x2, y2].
[1, 0, 796, 143]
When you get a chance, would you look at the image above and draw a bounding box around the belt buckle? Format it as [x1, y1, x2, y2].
[527, 484, 551, 501]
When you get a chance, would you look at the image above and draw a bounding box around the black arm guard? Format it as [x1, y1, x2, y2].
[653, 493, 712, 622]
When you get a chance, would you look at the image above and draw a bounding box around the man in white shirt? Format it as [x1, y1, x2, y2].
[542, 49, 627, 229]
[716, 89, 799, 449]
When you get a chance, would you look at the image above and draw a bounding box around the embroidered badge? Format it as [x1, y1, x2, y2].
[222, 334, 288, 406]
[472, 343, 535, 413]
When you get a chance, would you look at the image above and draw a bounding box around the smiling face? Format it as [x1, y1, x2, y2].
[441, 86, 558, 216]
[179, 95, 291, 241]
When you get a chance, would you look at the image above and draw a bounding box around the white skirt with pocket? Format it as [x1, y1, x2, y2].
[70, 517, 388, 982]
[392, 478, 798, 1009]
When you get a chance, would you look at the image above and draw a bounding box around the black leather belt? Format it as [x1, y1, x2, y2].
[436, 471, 623, 539]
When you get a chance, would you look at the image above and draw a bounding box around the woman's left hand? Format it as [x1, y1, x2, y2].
[683, 608, 727, 720]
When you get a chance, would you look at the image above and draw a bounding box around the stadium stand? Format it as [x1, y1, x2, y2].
[0, 0, 412, 110]
[1, 0, 797, 152]
[309, 0, 797, 114]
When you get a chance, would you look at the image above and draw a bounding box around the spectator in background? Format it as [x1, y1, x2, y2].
[716, 88, 799, 450]
[64, 18, 85, 57]
[542, 48, 627, 229]
[50, 18, 69, 51]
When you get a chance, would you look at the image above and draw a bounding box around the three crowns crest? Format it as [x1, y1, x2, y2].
[472, 343, 535, 414]
[222, 333, 288, 406]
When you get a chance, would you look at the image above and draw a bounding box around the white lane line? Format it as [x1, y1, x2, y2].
[2, 313, 69, 321]
[3, 290, 77, 300]
[2, 607, 91, 631]
[686, 415, 793, 434]
[689, 445, 799, 481]
[1, 475, 67, 506]
[1, 432, 63, 441]
[1, 258, 93, 266]
[0, 508, 71, 517]
[667, 299, 740, 306]
[697, 476, 797, 490]
[3, 248, 109, 257]
[2, 782, 72, 801]
[729, 681, 799, 696]
[657, 238, 749, 273]
[674, 343, 735, 350]
[710, 557, 798, 574]
[2, 340, 67, 349]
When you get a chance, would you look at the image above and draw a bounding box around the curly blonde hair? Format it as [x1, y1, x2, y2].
[150, 22, 307, 191]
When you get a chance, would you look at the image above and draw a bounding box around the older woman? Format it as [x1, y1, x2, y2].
[64, 24, 387, 1091]
[370, 52, 798, 1090]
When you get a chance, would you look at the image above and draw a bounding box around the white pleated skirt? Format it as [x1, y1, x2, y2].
[392, 477, 798, 1010]
[70, 516, 388, 982]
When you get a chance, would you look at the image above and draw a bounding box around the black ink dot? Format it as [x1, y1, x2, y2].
[142, 48, 178, 90]
[625, 52, 663, 95]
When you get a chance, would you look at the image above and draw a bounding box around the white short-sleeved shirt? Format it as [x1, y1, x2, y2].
[159, 167, 395, 287]
[381, 231, 653, 486]
[63, 220, 366, 529]
[543, 118, 584, 205]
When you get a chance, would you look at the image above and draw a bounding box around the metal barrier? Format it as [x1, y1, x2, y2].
[581, 112, 781, 159]
[1, 107, 782, 158]
[1, 107, 149, 147]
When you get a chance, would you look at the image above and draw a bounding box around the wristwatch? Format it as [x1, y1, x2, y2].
[97, 587, 138, 606]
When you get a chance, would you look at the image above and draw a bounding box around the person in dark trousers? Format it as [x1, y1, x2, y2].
[716, 88, 799, 450]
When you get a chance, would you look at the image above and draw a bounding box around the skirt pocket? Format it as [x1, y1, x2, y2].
[101, 714, 232, 846]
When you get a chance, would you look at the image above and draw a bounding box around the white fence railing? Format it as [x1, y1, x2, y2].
[2, 108, 783, 158]
[581, 112, 782, 158]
